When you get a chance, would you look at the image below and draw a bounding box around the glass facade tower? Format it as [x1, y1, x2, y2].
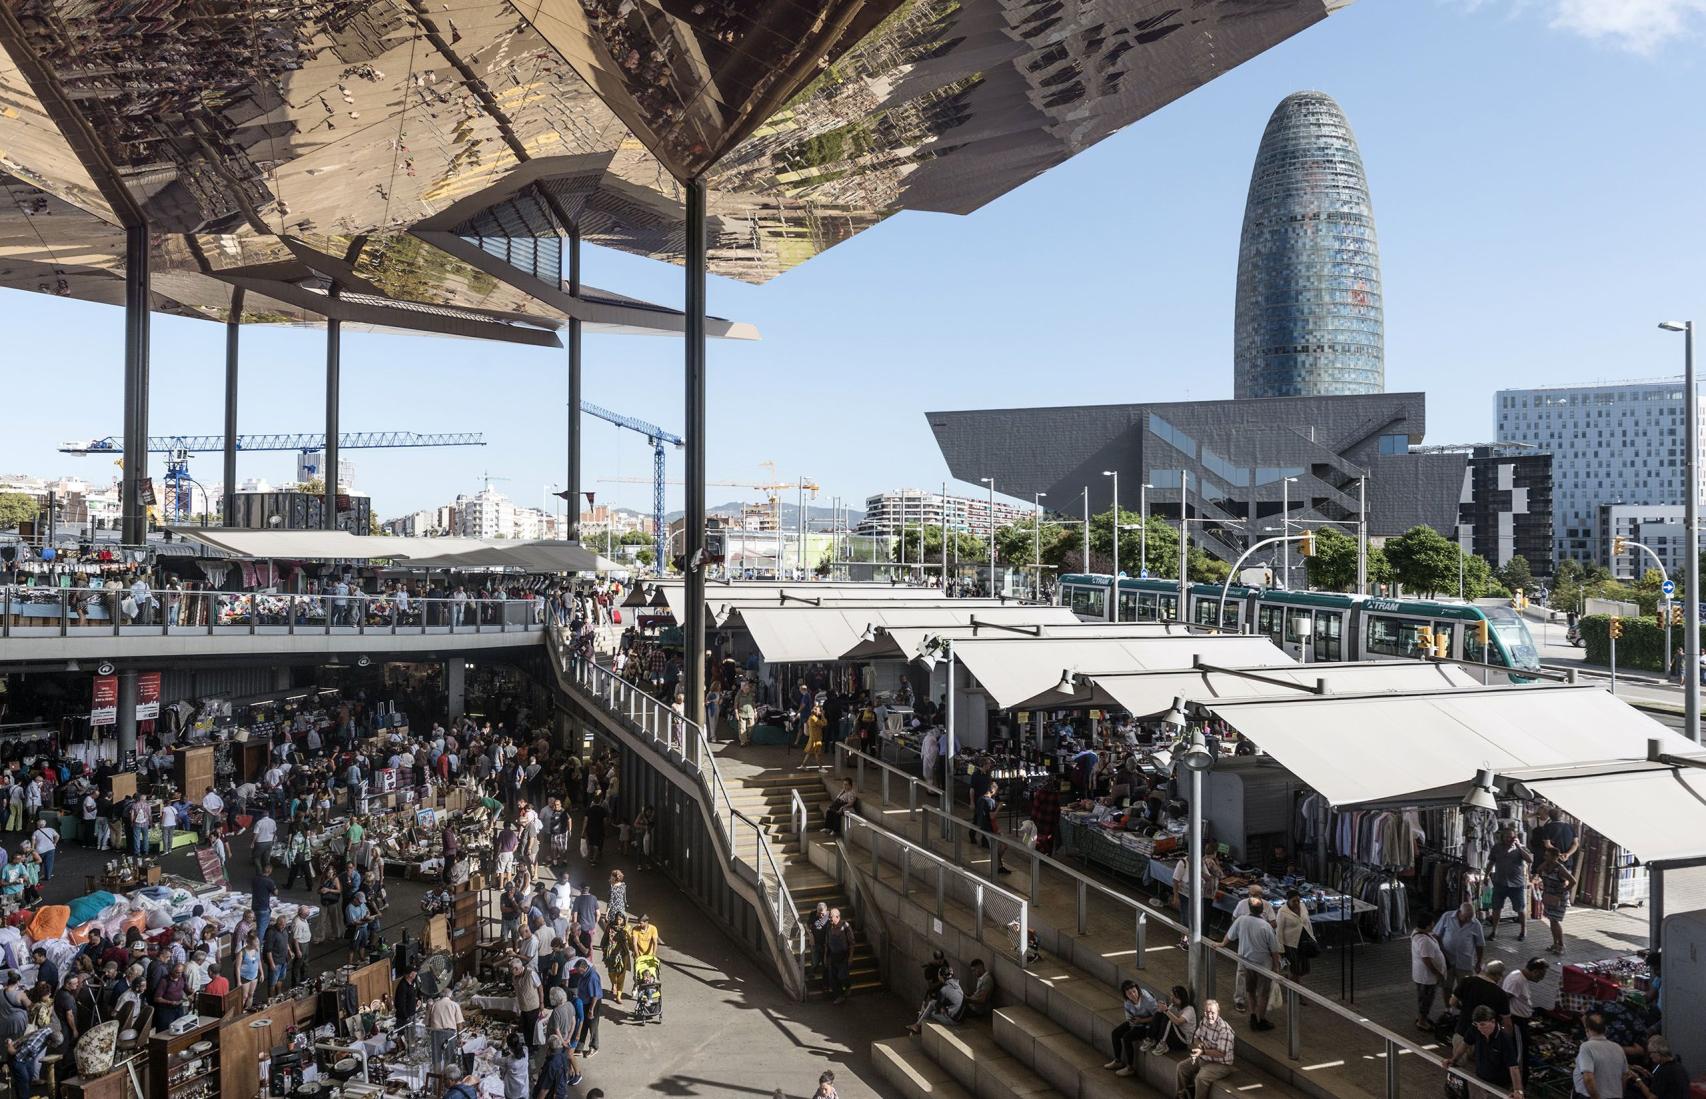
[1234, 92, 1384, 399]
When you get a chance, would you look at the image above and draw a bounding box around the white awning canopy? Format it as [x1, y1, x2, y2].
[655, 581, 979, 625]
[948, 634, 1294, 710]
[839, 620, 1190, 662]
[729, 604, 1080, 665]
[1520, 765, 1706, 867]
[172, 529, 605, 571]
[1056, 660, 1484, 719]
[1201, 685, 1693, 809]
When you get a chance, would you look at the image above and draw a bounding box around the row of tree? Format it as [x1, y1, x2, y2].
[882, 511, 1528, 599]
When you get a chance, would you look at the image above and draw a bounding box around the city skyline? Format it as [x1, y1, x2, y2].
[0, 2, 1700, 519]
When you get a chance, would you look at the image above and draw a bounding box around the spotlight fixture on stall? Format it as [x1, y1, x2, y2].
[1461, 767, 1500, 813]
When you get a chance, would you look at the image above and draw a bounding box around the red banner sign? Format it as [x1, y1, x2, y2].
[91, 674, 118, 726]
[136, 672, 161, 721]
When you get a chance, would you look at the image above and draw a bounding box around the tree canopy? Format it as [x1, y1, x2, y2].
[0, 493, 39, 532]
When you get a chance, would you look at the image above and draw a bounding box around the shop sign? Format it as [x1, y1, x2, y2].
[91, 674, 118, 726]
[136, 671, 161, 721]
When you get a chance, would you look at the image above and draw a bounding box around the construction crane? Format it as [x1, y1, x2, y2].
[579, 402, 682, 569]
[60, 431, 485, 522]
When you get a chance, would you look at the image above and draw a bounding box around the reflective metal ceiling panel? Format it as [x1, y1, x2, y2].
[0, 0, 1349, 327]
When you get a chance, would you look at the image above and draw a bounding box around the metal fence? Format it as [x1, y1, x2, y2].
[840, 810, 1028, 960]
[558, 647, 806, 976]
[833, 745, 1508, 1099]
[0, 585, 543, 637]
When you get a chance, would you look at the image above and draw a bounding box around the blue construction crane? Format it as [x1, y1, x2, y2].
[60, 431, 484, 522]
[579, 402, 682, 568]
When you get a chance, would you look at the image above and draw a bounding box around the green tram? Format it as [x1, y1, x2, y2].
[1058, 573, 1541, 675]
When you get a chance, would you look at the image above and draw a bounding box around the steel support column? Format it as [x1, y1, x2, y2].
[222, 287, 244, 526]
[566, 228, 583, 542]
[122, 224, 151, 546]
[324, 286, 341, 531]
[682, 178, 708, 727]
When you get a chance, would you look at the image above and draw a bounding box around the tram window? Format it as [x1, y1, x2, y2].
[1194, 599, 1239, 629]
[1313, 614, 1342, 661]
[1070, 587, 1106, 618]
[1118, 591, 1139, 621]
[1464, 621, 1505, 666]
[1259, 606, 1283, 641]
[1159, 595, 1180, 621]
[1137, 593, 1160, 620]
[1366, 615, 1436, 658]
[1194, 600, 1218, 626]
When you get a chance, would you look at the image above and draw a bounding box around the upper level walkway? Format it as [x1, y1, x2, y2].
[0, 586, 547, 663]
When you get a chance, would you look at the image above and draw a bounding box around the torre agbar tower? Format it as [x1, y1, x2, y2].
[1234, 92, 1385, 399]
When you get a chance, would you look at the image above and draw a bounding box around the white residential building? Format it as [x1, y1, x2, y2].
[858, 488, 1029, 537]
[1496, 379, 1706, 566]
[455, 486, 515, 539]
[1598, 504, 1689, 582]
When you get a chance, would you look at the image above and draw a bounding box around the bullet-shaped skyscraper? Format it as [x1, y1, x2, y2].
[1233, 92, 1384, 399]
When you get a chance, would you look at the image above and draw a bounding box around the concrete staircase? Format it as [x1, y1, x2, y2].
[723, 769, 879, 998]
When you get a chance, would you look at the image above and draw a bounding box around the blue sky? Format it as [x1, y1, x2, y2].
[3, 0, 1703, 521]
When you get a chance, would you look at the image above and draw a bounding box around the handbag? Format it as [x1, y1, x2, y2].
[580, 837, 590, 859]
[1299, 928, 1320, 959]
[612, 609, 622, 624]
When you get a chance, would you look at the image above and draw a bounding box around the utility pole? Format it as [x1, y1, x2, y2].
[1661, 321, 1700, 743]
[1103, 470, 1119, 622]
[942, 481, 949, 591]
[1140, 482, 1152, 580]
[1281, 476, 1297, 589]
[1033, 491, 1046, 600]
[1178, 470, 1189, 622]
[980, 477, 996, 595]
[1357, 475, 1369, 596]
[1081, 486, 1090, 574]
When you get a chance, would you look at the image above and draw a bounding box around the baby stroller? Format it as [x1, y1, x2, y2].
[632, 954, 663, 1023]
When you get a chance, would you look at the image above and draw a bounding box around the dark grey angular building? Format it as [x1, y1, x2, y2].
[1448, 446, 1556, 573]
[1234, 92, 1384, 399]
[927, 393, 1484, 569]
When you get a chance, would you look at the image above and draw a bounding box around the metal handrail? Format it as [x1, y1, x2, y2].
[0, 584, 544, 638]
[832, 741, 942, 822]
[1197, 936, 1512, 1098]
[842, 811, 1028, 960]
[560, 649, 804, 966]
[790, 788, 809, 847]
[836, 748, 1502, 1098]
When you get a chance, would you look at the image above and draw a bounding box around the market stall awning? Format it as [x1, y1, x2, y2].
[656, 580, 977, 625]
[1052, 660, 1484, 719]
[948, 635, 1294, 710]
[730, 604, 1080, 665]
[1200, 685, 1694, 809]
[171, 528, 605, 571]
[839, 620, 1191, 663]
[1517, 764, 1706, 868]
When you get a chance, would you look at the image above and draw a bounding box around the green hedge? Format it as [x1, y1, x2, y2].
[1580, 613, 1705, 673]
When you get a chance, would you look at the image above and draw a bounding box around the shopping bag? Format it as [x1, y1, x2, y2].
[1529, 883, 1544, 920]
[1265, 978, 1283, 1013]
[580, 837, 590, 859]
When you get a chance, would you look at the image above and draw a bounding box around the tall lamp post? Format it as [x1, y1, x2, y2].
[1081, 487, 1090, 574]
[979, 477, 996, 595]
[1173, 698, 1214, 1002]
[1032, 492, 1047, 600]
[1280, 476, 1298, 589]
[1662, 320, 1698, 743]
[1140, 482, 1153, 580]
[1102, 470, 1119, 622]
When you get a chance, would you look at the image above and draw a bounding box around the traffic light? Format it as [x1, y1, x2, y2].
[1298, 530, 1315, 557]
[1434, 630, 1452, 658]
[1674, 606, 1687, 627]
[1609, 616, 1624, 640]
[1415, 625, 1434, 654]
[1476, 619, 1490, 647]
[1614, 535, 1628, 556]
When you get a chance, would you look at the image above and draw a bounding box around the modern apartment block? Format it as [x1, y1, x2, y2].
[857, 489, 1030, 538]
[1448, 446, 1555, 572]
[1496, 380, 1706, 566]
[1598, 504, 1689, 582]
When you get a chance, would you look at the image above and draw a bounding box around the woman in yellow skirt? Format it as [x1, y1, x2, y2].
[801, 704, 828, 768]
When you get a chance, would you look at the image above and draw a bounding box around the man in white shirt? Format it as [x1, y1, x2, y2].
[251, 811, 278, 870]
[426, 988, 464, 1069]
[1228, 885, 1278, 1012]
[31, 818, 59, 881]
[201, 787, 224, 841]
[1503, 957, 1547, 1070]
[1221, 899, 1281, 1032]
[1574, 1012, 1627, 1099]
[1411, 926, 1446, 1029]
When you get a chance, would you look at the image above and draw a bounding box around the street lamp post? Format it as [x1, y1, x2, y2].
[1281, 476, 1297, 589]
[979, 477, 996, 595]
[1357, 475, 1369, 595]
[1081, 487, 1090, 574]
[1175, 700, 1213, 1003]
[1140, 482, 1153, 581]
[1033, 492, 1047, 600]
[1102, 471, 1119, 622]
[1662, 320, 1698, 743]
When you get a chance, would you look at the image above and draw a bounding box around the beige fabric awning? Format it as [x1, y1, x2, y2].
[1201, 685, 1691, 808]
[949, 634, 1295, 710]
[1520, 766, 1706, 866]
[840, 620, 1191, 663]
[1055, 660, 1483, 718]
[730, 604, 1080, 664]
[656, 581, 975, 625]
[173, 528, 604, 571]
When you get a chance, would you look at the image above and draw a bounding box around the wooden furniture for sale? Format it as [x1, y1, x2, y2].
[172, 746, 214, 799]
[148, 1015, 221, 1099]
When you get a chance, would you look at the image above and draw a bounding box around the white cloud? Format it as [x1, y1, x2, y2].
[1451, 0, 1706, 53]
